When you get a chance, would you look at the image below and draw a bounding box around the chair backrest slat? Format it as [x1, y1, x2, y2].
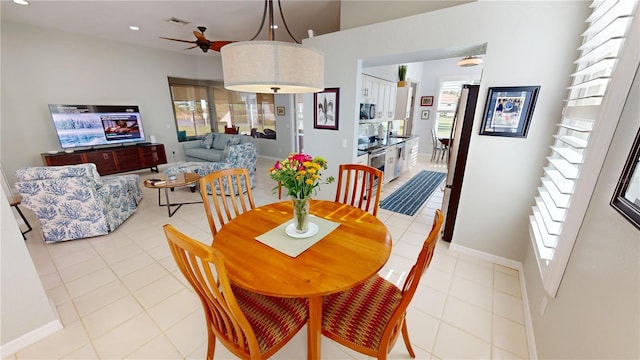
[335, 164, 383, 216]
[199, 168, 255, 237]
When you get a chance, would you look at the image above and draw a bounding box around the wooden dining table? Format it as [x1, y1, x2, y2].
[213, 200, 392, 360]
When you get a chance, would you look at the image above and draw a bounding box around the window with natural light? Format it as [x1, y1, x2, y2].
[168, 77, 276, 141]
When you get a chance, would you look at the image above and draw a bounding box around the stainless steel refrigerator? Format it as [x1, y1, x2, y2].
[441, 84, 479, 242]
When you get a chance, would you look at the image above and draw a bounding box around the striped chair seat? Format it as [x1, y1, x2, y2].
[322, 275, 402, 349]
[321, 210, 444, 359]
[232, 285, 309, 354]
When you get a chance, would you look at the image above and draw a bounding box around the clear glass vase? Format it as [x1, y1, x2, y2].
[291, 197, 311, 233]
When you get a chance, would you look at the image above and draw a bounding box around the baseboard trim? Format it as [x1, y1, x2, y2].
[449, 243, 538, 360]
[0, 298, 63, 358]
[0, 319, 63, 358]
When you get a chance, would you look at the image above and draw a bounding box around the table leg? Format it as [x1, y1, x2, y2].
[308, 296, 322, 360]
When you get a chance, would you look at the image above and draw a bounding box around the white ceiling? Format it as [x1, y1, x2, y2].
[0, 0, 342, 55]
[1, 0, 478, 58]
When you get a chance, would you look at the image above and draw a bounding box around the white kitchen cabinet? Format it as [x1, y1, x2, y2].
[362, 74, 378, 102]
[383, 145, 397, 184]
[394, 86, 413, 120]
[362, 74, 396, 120]
[356, 153, 368, 166]
[386, 83, 396, 119]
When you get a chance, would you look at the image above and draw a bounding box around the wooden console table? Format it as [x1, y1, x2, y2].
[42, 143, 167, 176]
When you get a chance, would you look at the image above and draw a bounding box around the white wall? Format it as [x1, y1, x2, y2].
[0, 21, 222, 185]
[1, 186, 62, 355]
[304, 1, 587, 260]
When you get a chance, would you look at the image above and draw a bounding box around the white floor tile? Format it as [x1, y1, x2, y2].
[493, 315, 529, 358]
[92, 312, 161, 359]
[495, 271, 522, 298]
[432, 322, 491, 359]
[72, 279, 129, 316]
[448, 275, 494, 311]
[81, 295, 144, 338]
[146, 289, 201, 330]
[493, 290, 525, 324]
[442, 296, 493, 342]
[125, 333, 183, 359]
[133, 273, 184, 309]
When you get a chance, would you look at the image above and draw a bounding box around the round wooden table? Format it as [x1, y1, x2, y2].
[213, 200, 392, 360]
[143, 172, 201, 217]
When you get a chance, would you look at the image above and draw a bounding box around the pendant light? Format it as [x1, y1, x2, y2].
[221, 0, 324, 94]
[456, 55, 483, 67]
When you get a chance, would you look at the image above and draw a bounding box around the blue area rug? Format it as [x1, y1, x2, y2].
[380, 170, 446, 216]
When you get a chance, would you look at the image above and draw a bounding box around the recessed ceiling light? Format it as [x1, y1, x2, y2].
[270, 24, 278, 30]
[129, 26, 140, 31]
[13, 0, 29, 5]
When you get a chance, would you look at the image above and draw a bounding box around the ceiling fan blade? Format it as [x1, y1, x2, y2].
[159, 37, 197, 44]
[209, 41, 234, 52]
[185, 45, 199, 50]
[193, 31, 207, 42]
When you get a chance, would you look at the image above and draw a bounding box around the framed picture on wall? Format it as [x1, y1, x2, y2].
[420, 96, 434, 106]
[611, 127, 640, 230]
[421, 110, 430, 120]
[276, 106, 285, 116]
[314, 88, 339, 130]
[479, 86, 540, 138]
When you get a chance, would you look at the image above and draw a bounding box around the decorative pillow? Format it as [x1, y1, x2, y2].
[222, 137, 242, 159]
[201, 133, 214, 149]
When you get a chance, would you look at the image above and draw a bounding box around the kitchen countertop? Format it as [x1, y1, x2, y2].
[357, 135, 418, 154]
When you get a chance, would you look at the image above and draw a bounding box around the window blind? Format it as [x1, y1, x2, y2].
[529, 0, 637, 297]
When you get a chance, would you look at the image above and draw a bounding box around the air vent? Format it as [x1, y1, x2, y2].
[166, 17, 190, 26]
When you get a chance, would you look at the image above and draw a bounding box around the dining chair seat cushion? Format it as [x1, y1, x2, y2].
[231, 284, 309, 353]
[322, 275, 402, 349]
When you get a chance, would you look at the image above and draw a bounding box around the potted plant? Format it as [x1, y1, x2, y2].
[398, 65, 407, 87]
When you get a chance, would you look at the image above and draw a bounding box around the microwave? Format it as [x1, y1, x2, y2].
[359, 103, 376, 120]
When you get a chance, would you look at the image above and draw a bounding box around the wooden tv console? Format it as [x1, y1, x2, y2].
[42, 143, 167, 176]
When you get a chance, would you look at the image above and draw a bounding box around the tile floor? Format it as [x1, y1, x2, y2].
[5, 156, 529, 359]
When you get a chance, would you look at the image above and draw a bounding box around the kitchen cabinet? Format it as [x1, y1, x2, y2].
[362, 74, 396, 120]
[362, 74, 378, 102]
[357, 153, 369, 166]
[383, 145, 397, 184]
[395, 86, 413, 120]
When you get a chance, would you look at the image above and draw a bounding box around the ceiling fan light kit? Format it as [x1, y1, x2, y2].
[221, 0, 325, 94]
[457, 55, 483, 67]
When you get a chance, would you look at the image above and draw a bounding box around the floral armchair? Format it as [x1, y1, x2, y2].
[14, 163, 143, 243]
[166, 142, 257, 194]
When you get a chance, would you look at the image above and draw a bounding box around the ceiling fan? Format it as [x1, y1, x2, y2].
[160, 26, 233, 53]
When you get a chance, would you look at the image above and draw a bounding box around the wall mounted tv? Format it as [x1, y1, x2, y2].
[48, 104, 147, 149]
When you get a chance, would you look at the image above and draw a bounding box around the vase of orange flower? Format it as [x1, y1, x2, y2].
[269, 153, 334, 233]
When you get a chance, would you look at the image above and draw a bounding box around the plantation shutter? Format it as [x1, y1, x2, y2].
[529, 0, 637, 296]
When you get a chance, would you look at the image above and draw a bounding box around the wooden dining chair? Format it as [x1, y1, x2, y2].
[334, 163, 383, 216]
[199, 168, 255, 237]
[163, 224, 308, 360]
[321, 209, 444, 359]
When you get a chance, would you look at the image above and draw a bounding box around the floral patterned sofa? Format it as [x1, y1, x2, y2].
[14, 163, 143, 243]
[166, 142, 257, 194]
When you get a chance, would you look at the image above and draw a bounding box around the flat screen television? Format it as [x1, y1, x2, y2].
[48, 104, 146, 149]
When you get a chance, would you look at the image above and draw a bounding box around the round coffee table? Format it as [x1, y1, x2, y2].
[143, 172, 202, 217]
